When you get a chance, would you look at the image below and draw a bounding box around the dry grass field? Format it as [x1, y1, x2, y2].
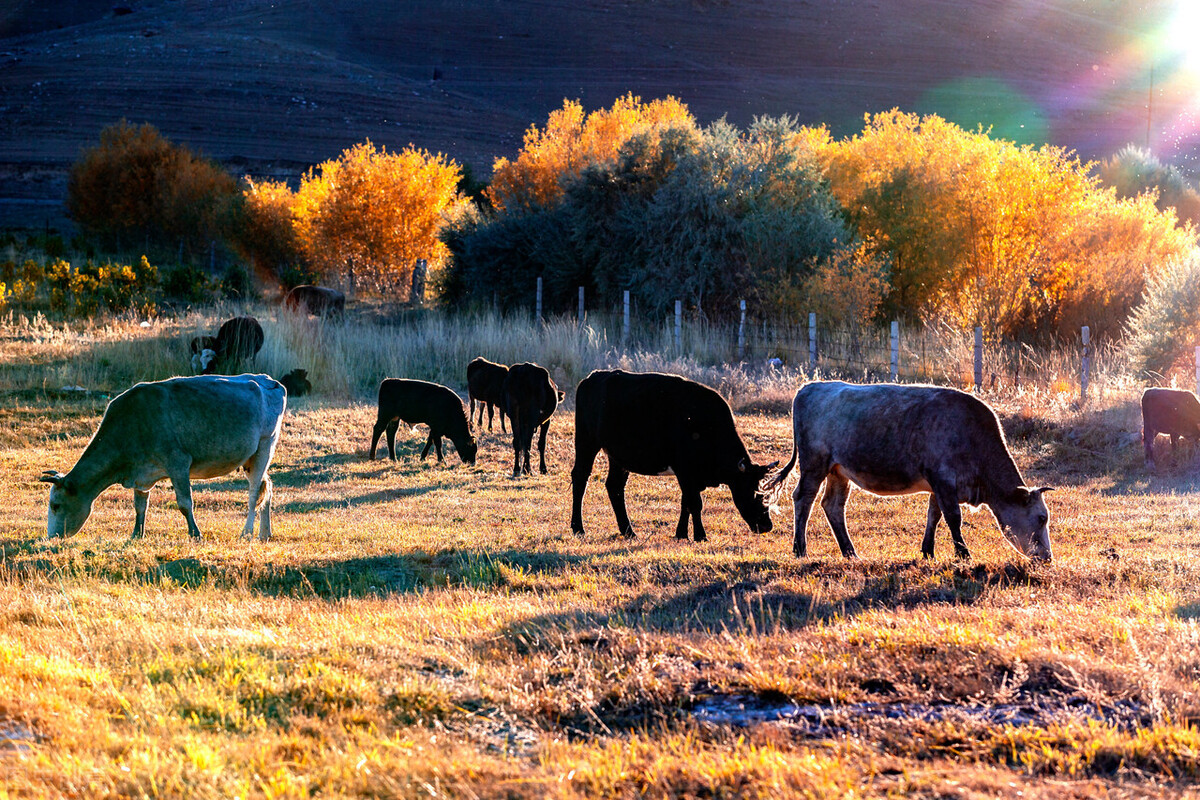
[3, 310, 1200, 798]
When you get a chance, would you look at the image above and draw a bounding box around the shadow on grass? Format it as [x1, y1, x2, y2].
[0, 543, 590, 600]
[274, 484, 439, 513]
[495, 559, 1045, 643]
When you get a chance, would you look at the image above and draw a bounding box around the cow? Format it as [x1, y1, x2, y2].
[39, 374, 286, 541]
[764, 381, 1053, 561]
[502, 362, 563, 476]
[190, 316, 264, 374]
[467, 357, 509, 433]
[283, 284, 345, 318]
[369, 379, 478, 465]
[570, 369, 776, 541]
[1141, 388, 1200, 468]
[279, 368, 312, 398]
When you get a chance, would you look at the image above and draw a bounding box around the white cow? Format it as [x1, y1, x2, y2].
[39, 374, 286, 541]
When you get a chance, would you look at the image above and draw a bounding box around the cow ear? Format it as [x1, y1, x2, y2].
[738, 458, 748, 473]
[39, 470, 63, 485]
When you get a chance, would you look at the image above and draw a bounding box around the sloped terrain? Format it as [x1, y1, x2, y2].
[0, 0, 1185, 227]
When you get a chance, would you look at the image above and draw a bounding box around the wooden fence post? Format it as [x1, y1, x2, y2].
[808, 312, 817, 372]
[737, 299, 746, 360]
[674, 300, 682, 352]
[1080, 325, 1090, 404]
[622, 290, 630, 346]
[535, 276, 543, 324]
[890, 320, 900, 382]
[974, 327, 983, 391]
[1196, 346, 1200, 397]
[578, 286, 585, 325]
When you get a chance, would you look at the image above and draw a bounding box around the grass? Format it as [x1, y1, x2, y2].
[3, 309, 1200, 797]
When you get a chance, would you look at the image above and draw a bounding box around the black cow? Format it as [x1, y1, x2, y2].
[765, 381, 1053, 561]
[279, 368, 312, 398]
[190, 316, 264, 374]
[467, 357, 509, 433]
[502, 363, 563, 476]
[369, 379, 477, 465]
[1142, 387, 1200, 467]
[570, 369, 776, 541]
[284, 284, 345, 317]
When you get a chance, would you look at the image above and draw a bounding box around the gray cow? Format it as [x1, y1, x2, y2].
[765, 381, 1053, 561]
[40, 374, 287, 541]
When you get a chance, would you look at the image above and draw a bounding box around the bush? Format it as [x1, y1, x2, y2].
[1124, 249, 1200, 377]
[1098, 145, 1200, 228]
[161, 263, 213, 304]
[67, 120, 237, 254]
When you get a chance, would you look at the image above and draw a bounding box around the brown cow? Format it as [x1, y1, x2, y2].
[766, 381, 1053, 561]
[284, 285, 345, 317]
[1142, 387, 1200, 467]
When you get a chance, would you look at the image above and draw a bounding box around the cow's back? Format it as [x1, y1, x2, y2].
[379, 379, 463, 423]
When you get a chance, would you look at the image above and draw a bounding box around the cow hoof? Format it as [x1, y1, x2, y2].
[793, 548, 807, 558]
[674, 532, 688, 541]
[954, 546, 972, 560]
[921, 550, 934, 560]
[694, 533, 707, 543]
[571, 527, 585, 537]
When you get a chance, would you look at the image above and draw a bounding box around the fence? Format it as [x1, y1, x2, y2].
[540, 283, 1161, 401]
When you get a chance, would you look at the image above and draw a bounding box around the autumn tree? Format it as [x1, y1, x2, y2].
[277, 141, 463, 297]
[487, 94, 695, 212]
[67, 120, 236, 253]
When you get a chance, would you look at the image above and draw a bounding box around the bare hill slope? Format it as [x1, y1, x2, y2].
[0, 0, 1186, 228]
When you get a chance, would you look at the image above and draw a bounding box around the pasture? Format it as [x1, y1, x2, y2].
[3, 311, 1200, 798]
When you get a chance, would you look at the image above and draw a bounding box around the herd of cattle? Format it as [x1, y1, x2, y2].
[36, 305, 1200, 563]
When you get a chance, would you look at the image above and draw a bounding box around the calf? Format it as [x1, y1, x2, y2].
[190, 316, 264, 374]
[1142, 387, 1200, 467]
[279, 368, 312, 398]
[467, 357, 509, 433]
[369, 379, 478, 465]
[765, 381, 1053, 561]
[502, 363, 563, 476]
[284, 284, 345, 317]
[39, 374, 286, 540]
[571, 369, 776, 541]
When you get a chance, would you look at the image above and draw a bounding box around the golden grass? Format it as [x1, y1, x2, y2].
[3, 312, 1200, 797]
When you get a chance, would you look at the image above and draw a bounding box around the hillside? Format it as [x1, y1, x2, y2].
[0, 0, 1189, 228]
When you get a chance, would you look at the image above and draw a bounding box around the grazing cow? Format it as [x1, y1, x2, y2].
[279, 368, 312, 398]
[570, 370, 776, 541]
[1142, 387, 1200, 467]
[284, 284, 345, 318]
[39, 374, 286, 541]
[765, 381, 1053, 561]
[190, 316, 264, 374]
[369, 379, 478, 465]
[467, 357, 509, 433]
[502, 363, 563, 476]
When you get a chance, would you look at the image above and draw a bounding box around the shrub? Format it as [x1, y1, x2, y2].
[1098, 145, 1200, 228]
[67, 120, 237, 253]
[161, 263, 214, 304]
[1124, 249, 1200, 377]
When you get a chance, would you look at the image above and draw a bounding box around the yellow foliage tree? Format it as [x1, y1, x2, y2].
[487, 94, 695, 212]
[824, 110, 1196, 337]
[287, 141, 462, 296]
[239, 177, 303, 281]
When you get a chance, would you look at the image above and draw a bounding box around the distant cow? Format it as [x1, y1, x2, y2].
[279, 368, 312, 398]
[1142, 387, 1200, 467]
[190, 316, 264, 374]
[369, 379, 478, 465]
[284, 284, 345, 317]
[39, 374, 286, 541]
[765, 381, 1053, 561]
[502, 362, 563, 476]
[570, 370, 776, 541]
[467, 357, 509, 433]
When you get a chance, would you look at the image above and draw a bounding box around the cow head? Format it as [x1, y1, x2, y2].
[39, 470, 93, 538]
[460, 434, 479, 466]
[729, 457, 778, 534]
[992, 486, 1054, 561]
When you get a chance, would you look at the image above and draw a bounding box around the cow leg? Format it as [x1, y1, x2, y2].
[920, 493, 942, 559]
[131, 488, 150, 538]
[1172, 434, 1182, 467]
[242, 448, 274, 541]
[681, 486, 705, 542]
[570, 441, 600, 536]
[167, 465, 203, 540]
[1144, 429, 1155, 467]
[500, 407, 507, 434]
[606, 465, 636, 538]
[369, 417, 390, 460]
[928, 478, 969, 559]
[385, 420, 400, 461]
[433, 435, 444, 463]
[819, 471, 859, 558]
[485, 401, 493, 432]
[791, 469, 825, 557]
[537, 420, 551, 474]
